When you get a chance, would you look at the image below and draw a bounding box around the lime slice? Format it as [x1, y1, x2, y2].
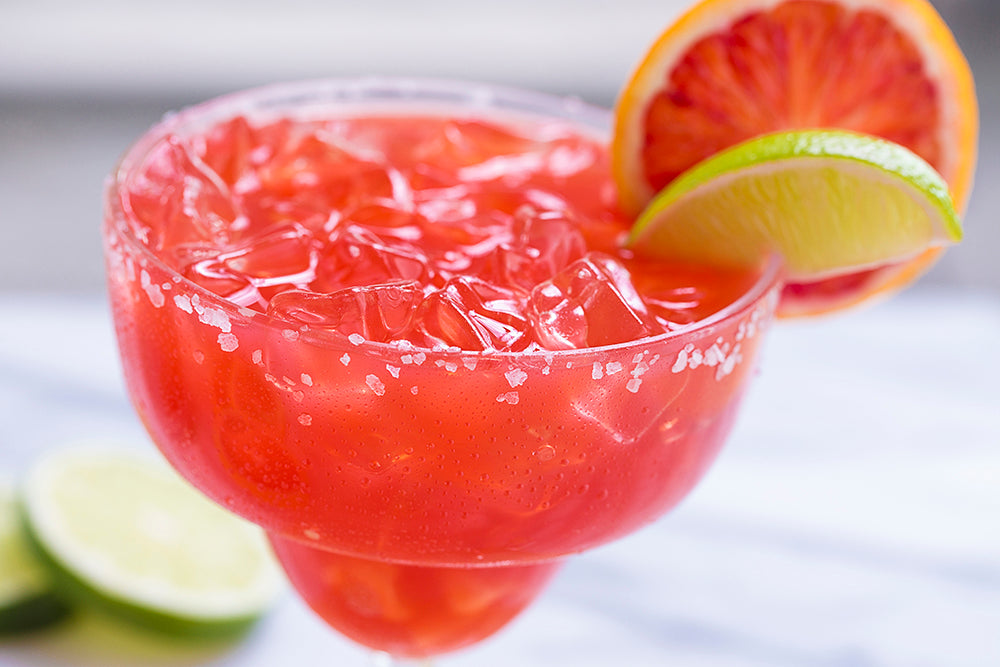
[0, 481, 71, 635]
[19, 445, 284, 638]
[628, 130, 963, 281]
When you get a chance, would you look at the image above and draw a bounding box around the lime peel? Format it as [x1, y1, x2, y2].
[628, 130, 962, 281]
[0, 482, 72, 634]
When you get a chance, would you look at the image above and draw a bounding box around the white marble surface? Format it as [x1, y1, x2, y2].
[1, 289, 998, 666]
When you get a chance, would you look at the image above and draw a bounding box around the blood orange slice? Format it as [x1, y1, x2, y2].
[612, 0, 977, 315]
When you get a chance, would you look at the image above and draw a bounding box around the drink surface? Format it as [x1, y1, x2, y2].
[123, 113, 760, 351]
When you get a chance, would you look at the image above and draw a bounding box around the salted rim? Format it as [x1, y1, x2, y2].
[104, 76, 784, 360]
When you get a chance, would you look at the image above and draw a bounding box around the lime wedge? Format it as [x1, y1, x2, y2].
[19, 445, 284, 638]
[0, 481, 71, 635]
[629, 130, 963, 281]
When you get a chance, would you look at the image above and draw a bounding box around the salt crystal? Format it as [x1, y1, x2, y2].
[445, 361, 458, 373]
[340, 353, 351, 366]
[199, 306, 232, 333]
[463, 357, 478, 370]
[496, 391, 519, 404]
[672, 345, 692, 374]
[140, 270, 165, 308]
[386, 364, 401, 378]
[412, 352, 426, 365]
[401, 354, 413, 365]
[252, 349, 263, 365]
[505, 368, 528, 388]
[626, 378, 642, 393]
[174, 294, 193, 313]
[410, 386, 419, 395]
[349, 333, 365, 346]
[605, 362, 623, 375]
[366, 374, 386, 396]
[301, 373, 313, 386]
[298, 414, 313, 426]
[592, 362, 603, 380]
[283, 329, 300, 342]
[218, 332, 239, 352]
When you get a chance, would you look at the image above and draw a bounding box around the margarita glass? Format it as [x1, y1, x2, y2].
[104, 79, 783, 660]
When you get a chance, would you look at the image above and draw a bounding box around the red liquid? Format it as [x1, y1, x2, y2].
[105, 86, 780, 657]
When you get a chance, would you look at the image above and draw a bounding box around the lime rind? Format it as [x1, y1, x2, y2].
[0, 482, 72, 635]
[18, 514, 262, 639]
[19, 446, 284, 638]
[629, 130, 962, 280]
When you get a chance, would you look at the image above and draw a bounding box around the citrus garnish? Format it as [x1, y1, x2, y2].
[629, 129, 961, 281]
[19, 445, 284, 637]
[613, 0, 977, 314]
[0, 481, 71, 635]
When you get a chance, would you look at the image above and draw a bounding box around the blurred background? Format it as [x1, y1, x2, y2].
[0, 0, 997, 295]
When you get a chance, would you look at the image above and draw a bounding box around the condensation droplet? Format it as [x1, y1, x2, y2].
[535, 445, 556, 461]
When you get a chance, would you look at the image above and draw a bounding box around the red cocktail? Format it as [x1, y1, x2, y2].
[104, 79, 782, 659]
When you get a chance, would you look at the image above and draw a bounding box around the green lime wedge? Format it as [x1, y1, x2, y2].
[629, 130, 963, 281]
[19, 445, 284, 638]
[0, 481, 72, 635]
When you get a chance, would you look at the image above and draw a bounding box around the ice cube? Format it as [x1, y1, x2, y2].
[126, 136, 240, 251]
[241, 131, 395, 234]
[491, 206, 587, 291]
[313, 225, 430, 292]
[182, 258, 263, 308]
[217, 222, 319, 287]
[266, 282, 422, 342]
[413, 277, 530, 351]
[528, 253, 666, 349]
[410, 119, 538, 173]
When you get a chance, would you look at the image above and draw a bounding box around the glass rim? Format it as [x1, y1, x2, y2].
[104, 76, 785, 360]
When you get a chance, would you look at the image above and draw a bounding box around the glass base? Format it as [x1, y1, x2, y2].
[269, 533, 562, 659]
